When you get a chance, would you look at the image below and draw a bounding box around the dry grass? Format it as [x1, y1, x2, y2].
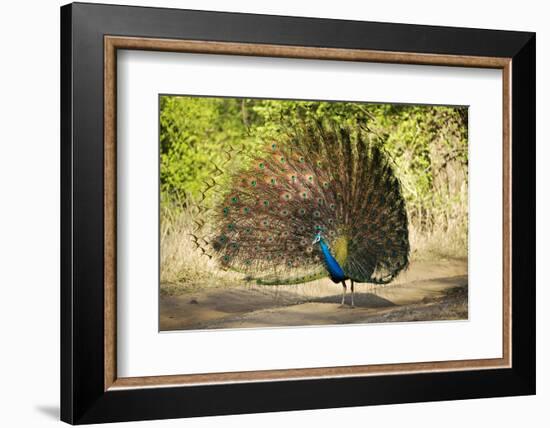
[408, 220, 467, 261]
[160, 198, 468, 296]
[160, 201, 243, 295]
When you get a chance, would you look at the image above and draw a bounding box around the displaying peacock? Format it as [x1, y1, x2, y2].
[194, 122, 410, 307]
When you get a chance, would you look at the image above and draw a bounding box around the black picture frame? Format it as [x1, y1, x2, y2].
[61, 2, 535, 424]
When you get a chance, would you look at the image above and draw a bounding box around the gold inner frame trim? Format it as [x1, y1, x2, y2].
[104, 35, 512, 391]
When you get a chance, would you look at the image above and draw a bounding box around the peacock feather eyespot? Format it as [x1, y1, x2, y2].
[306, 246, 313, 254]
[266, 236, 273, 243]
[231, 196, 239, 204]
[263, 200, 270, 207]
[313, 210, 321, 218]
[242, 207, 250, 214]
[299, 156, 305, 163]
[329, 203, 336, 210]
[271, 143, 277, 150]
[323, 181, 329, 188]
[327, 218, 334, 224]
[222, 207, 230, 216]
[298, 225, 305, 232]
[270, 178, 277, 185]
[250, 180, 257, 187]
[223, 255, 230, 262]
[245, 260, 252, 266]
[300, 238, 307, 246]
[230, 242, 239, 250]
[259, 162, 265, 169]
[280, 156, 285, 163]
[219, 235, 227, 243]
[301, 192, 308, 199]
[245, 227, 252, 234]
[308, 176, 313, 182]
[227, 223, 235, 231]
[317, 198, 323, 205]
[262, 220, 269, 227]
[299, 208, 306, 215]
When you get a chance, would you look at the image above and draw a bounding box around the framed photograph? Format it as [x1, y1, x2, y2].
[60, 2, 535, 424]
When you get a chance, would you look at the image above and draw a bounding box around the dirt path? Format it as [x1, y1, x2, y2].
[160, 258, 467, 331]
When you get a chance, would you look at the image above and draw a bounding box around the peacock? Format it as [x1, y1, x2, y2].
[194, 122, 410, 307]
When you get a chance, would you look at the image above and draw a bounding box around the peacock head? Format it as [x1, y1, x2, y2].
[312, 231, 323, 245]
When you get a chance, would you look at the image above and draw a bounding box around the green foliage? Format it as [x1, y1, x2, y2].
[369, 105, 468, 229]
[160, 96, 261, 201]
[160, 96, 468, 257]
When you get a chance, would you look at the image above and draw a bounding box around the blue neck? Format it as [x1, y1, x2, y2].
[318, 239, 346, 282]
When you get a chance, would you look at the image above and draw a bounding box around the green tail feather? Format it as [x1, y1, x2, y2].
[255, 270, 326, 286]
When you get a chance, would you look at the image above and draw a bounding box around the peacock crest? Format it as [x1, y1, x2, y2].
[194, 122, 410, 286]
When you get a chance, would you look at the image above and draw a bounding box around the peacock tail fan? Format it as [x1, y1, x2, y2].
[195, 121, 410, 286]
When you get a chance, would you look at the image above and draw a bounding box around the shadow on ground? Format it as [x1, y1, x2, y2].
[310, 292, 396, 307]
[160, 259, 468, 331]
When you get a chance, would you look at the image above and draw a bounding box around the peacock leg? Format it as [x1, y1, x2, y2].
[340, 280, 347, 307]
[350, 280, 355, 308]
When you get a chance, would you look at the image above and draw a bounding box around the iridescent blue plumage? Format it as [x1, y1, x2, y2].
[314, 233, 346, 282]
